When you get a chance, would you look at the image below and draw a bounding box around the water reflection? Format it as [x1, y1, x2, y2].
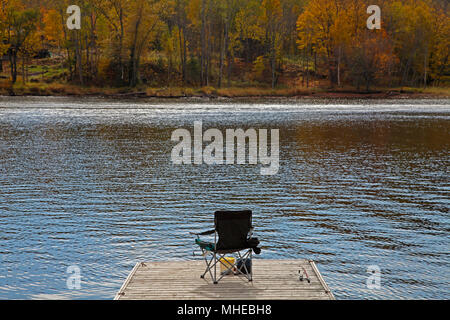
[0, 97, 449, 299]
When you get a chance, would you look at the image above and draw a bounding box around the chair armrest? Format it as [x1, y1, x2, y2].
[190, 229, 216, 236]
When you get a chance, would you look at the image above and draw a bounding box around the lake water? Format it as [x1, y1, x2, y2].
[0, 96, 448, 300]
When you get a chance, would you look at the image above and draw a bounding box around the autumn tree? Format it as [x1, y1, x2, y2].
[297, 0, 343, 86]
[429, 3, 449, 86]
[385, 0, 435, 86]
[0, 1, 8, 73]
[127, 0, 165, 87]
[93, 0, 130, 85]
[1, 0, 448, 90]
[261, 0, 282, 88]
[2, 1, 39, 83]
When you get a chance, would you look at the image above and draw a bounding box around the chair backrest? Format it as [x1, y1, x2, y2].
[214, 210, 252, 250]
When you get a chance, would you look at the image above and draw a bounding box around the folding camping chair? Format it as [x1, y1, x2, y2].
[192, 210, 261, 284]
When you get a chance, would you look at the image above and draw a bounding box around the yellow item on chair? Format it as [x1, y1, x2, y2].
[219, 257, 235, 274]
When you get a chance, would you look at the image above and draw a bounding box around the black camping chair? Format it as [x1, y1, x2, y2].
[192, 210, 261, 284]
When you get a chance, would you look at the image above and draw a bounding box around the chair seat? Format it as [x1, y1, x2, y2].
[195, 239, 251, 254]
[215, 248, 252, 254]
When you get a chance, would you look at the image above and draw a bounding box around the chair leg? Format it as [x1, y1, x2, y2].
[213, 253, 217, 284]
[214, 230, 217, 284]
[206, 253, 236, 284]
[201, 250, 254, 284]
[201, 251, 217, 282]
[235, 250, 253, 282]
[201, 254, 212, 279]
[249, 250, 253, 282]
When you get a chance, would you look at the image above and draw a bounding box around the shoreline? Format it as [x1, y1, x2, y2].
[0, 84, 449, 101]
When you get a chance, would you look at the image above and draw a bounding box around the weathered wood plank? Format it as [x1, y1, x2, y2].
[115, 259, 334, 300]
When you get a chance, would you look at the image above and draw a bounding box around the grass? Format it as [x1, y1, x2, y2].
[145, 86, 326, 98]
[390, 86, 450, 96]
[1, 55, 449, 98]
[0, 81, 123, 96]
[216, 87, 314, 97]
[1, 81, 448, 98]
[1, 60, 449, 100]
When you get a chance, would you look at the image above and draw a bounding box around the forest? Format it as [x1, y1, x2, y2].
[0, 0, 449, 95]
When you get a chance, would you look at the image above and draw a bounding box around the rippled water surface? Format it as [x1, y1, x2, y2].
[0, 96, 449, 299]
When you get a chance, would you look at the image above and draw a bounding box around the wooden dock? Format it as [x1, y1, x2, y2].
[114, 259, 335, 300]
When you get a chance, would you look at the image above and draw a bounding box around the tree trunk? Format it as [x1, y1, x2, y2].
[337, 46, 341, 87]
[423, 47, 428, 88]
[22, 55, 25, 84]
[200, 0, 206, 86]
[60, 9, 73, 81]
[183, 32, 187, 84]
[129, 13, 142, 87]
[85, 34, 90, 81]
[75, 31, 83, 85]
[218, 23, 226, 88]
[178, 27, 186, 85]
[271, 37, 276, 89]
[314, 51, 317, 87]
[302, 47, 305, 86]
[26, 57, 29, 83]
[206, 38, 210, 86]
[227, 53, 232, 87]
[9, 49, 17, 84]
[306, 47, 310, 88]
[119, 9, 124, 83]
[129, 46, 138, 87]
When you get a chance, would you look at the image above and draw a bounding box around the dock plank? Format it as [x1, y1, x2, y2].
[115, 259, 334, 300]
